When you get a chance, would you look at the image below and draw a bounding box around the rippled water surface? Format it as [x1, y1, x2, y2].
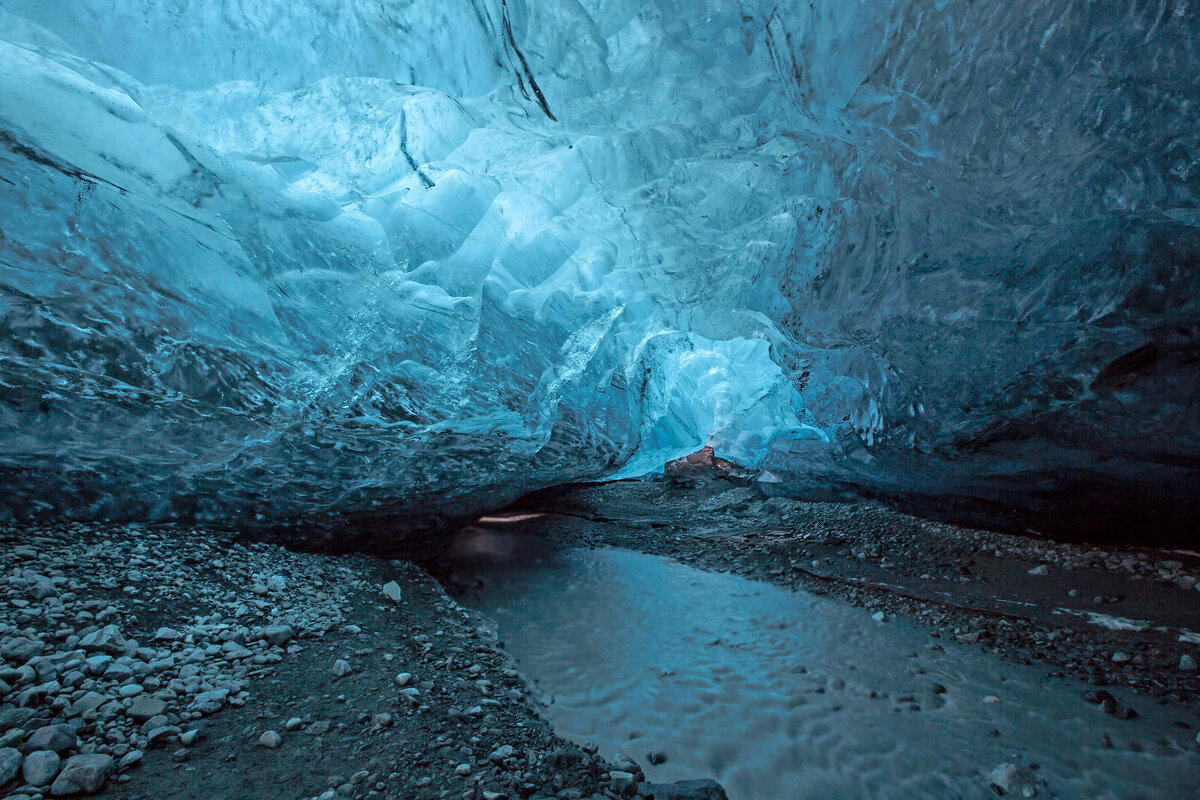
[450, 534, 1200, 799]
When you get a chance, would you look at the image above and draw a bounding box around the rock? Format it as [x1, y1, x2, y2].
[0, 637, 45, 665]
[179, 729, 199, 746]
[152, 628, 181, 642]
[455, 763, 471, 776]
[258, 730, 282, 749]
[117, 751, 142, 770]
[394, 672, 412, 687]
[23, 750, 61, 786]
[221, 641, 253, 660]
[489, 744, 516, 763]
[66, 692, 111, 718]
[1180, 654, 1197, 672]
[284, 717, 303, 731]
[118, 683, 143, 698]
[332, 659, 353, 678]
[0, 707, 37, 731]
[610, 771, 638, 797]
[266, 575, 287, 592]
[1112, 651, 1130, 663]
[146, 726, 181, 747]
[990, 763, 1037, 798]
[871, 611, 886, 622]
[641, 779, 728, 800]
[49, 753, 114, 796]
[262, 623, 294, 646]
[127, 696, 167, 722]
[0, 747, 22, 785]
[381, 581, 402, 604]
[26, 724, 76, 754]
[78, 626, 126, 655]
[1027, 565, 1049, 576]
[189, 689, 228, 714]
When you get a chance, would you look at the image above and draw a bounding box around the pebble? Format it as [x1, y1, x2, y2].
[455, 763, 471, 776]
[1180, 654, 1197, 672]
[382, 581, 402, 604]
[394, 672, 413, 687]
[258, 730, 282, 749]
[1027, 565, 1049, 576]
[332, 659, 353, 678]
[284, 717, 304, 731]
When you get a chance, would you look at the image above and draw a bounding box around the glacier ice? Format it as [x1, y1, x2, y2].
[0, 1, 1197, 543]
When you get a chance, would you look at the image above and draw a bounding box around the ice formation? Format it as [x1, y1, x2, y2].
[1, 1, 1197, 542]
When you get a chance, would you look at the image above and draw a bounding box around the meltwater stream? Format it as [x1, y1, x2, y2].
[448, 532, 1200, 800]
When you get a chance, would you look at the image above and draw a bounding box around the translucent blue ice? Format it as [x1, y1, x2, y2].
[1, 1, 1196, 532]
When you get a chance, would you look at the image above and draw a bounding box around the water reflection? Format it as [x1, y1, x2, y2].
[449, 533, 1200, 800]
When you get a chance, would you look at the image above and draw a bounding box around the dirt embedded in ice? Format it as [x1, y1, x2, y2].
[449, 535, 1200, 800]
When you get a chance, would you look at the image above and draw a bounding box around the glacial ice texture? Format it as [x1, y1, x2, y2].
[1, 1, 1198, 542]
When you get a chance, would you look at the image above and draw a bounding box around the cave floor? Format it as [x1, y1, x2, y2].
[1, 476, 1198, 799]
[481, 477, 1200, 705]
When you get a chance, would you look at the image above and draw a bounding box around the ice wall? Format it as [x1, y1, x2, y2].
[1, 1, 1197, 542]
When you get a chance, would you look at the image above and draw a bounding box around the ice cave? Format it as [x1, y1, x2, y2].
[0, 2, 1198, 798]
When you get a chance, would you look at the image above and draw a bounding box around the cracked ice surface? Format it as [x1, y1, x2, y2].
[0, 1, 1198, 540]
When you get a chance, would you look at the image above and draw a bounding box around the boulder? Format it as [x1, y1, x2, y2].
[50, 753, 114, 795]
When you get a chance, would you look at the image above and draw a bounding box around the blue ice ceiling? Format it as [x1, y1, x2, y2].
[1, 1, 1198, 536]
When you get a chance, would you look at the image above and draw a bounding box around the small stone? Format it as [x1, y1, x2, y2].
[221, 641, 253, 660]
[455, 763, 471, 776]
[152, 628, 181, 642]
[381, 581, 402, 604]
[489, 744, 516, 763]
[1027, 565, 1049, 576]
[332, 659, 353, 678]
[50, 753, 114, 796]
[266, 575, 287, 592]
[871, 611, 886, 623]
[284, 717, 303, 731]
[262, 623, 294, 646]
[179, 730, 199, 746]
[23, 749, 61, 786]
[394, 672, 412, 687]
[1180, 654, 1197, 672]
[118, 683, 144, 698]
[983, 695, 1000, 704]
[117, 750, 142, 771]
[258, 730, 282, 749]
[1112, 651, 1130, 663]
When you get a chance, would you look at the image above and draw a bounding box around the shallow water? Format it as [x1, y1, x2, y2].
[449, 531, 1200, 800]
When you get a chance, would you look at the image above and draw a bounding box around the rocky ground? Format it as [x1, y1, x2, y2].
[503, 471, 1200, 724]
[0, 521, 723, 800]
[3, 467, 1198, 800]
